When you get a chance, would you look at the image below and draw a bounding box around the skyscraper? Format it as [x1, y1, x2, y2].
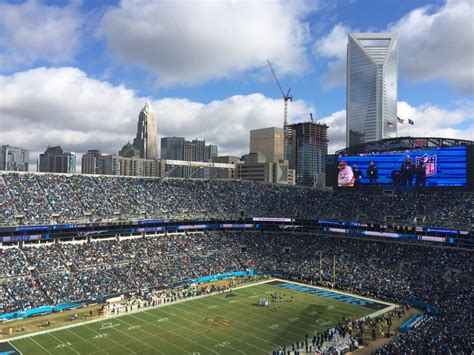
[160, 137, 218, 178]
[250, 127, 284, 162]
[133, 101, 158, 159]
[0, 145, 29, 171]
[346, 33, 398, 147]
[81, 149, 101, 174]
[38, 146, 76, 173]
[286, 122, 328, 186]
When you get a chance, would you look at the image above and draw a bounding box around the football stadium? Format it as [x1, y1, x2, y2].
[0, 168, 473, 354]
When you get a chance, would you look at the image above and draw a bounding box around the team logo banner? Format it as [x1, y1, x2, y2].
[416, 154, 438, 176]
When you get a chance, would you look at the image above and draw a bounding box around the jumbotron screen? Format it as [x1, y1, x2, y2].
[338, 146, 467, 187]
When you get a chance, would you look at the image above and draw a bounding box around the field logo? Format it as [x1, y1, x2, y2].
[416, 154, 438, 176]
[200, 316, 235, 328]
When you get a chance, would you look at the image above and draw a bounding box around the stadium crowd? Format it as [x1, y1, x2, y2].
[0, 231, 472, 354]
[1, 172, 472, 228]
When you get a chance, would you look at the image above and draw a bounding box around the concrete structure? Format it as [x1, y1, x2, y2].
[0, 145, 29, 171]
[161, 137, 218, 178]
[97, 154, 159, 177]
[239, 152, 294, 185]
[38, 146, 76, 173]
[346, 33, 398, 147]
[211, 156, 240, 179]
[81, 149, 101, 174]
[133, 102, 158, 159]
[250, 127, 284, 162]
[286, 122, 328, 187]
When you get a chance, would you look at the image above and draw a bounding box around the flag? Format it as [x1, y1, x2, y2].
[408, 119, 414, 125]
[397, 117, 404, 124]
[387, 121, 394, 127]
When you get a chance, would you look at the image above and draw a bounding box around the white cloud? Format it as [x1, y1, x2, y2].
[389, 0, 474, 94]
[0, 67, 313, 169]
[319, 109, 346, 153]
[315, 0, 474, 93]
[0, 0, 83, 69]
[397, 100, 474, 139]
[99, 0, 315, 86]
[315, 23, 348, 58]
[314, 23, 349, 89]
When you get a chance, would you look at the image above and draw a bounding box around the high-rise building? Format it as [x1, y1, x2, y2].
[97, 154, 159, 177]
[250, 127, 284, 162]
[161, 137, 185, 161]
[346, 33, 398, 147]
[0, 145, 29, 171]
[81, 149, 101, 174]
[286, 122, 328, 186]
[38, 146, 76, 173]
[161, 137, 186, 178]
[205, 144, 218, 162]
[160, 137, 218, 178]
[133, 101, 158, 159]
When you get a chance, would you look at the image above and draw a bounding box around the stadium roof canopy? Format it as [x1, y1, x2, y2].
[336, 137, 474, 155]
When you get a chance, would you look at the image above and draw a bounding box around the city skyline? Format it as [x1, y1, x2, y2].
[0, 0, 472, 170]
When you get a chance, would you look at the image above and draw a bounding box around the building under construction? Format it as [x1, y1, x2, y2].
[286, 121, 329, 186]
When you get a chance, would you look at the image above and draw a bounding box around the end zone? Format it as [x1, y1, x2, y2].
[0, 342, 22, 355]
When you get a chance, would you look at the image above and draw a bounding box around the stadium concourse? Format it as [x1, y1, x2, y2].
[0, 172, 473, 354]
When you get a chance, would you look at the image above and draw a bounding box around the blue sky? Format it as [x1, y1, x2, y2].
[0, 0, 472, 164]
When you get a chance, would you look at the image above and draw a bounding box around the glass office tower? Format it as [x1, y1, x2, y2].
[346, 33, 398, 147]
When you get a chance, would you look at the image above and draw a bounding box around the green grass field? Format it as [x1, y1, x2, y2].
[4, 280, 392, 355]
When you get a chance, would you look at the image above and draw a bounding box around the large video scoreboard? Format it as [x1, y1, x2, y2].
[330, 145, 473, 190]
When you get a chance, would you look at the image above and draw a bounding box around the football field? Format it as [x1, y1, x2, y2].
[3, 280, 393, 354]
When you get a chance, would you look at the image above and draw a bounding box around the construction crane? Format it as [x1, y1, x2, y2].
[266, 60, 293, 128]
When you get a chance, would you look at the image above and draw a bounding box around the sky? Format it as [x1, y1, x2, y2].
[0, 0, 473, 170]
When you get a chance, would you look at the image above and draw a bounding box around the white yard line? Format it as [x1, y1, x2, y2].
[64, 328, 107, 354]
[4, 341, 23, 355]
[174, 302, 284, 348]
[177, 298, 300, 341]
[127, 313, 215, 355]
[113, 317, 171, 354]
[83, 324, 137, 355]
[156, 308, 250, 355]
[28, 336, 52, 354]
[108, 318, 165, 354]
[46, 331, 81, 355]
